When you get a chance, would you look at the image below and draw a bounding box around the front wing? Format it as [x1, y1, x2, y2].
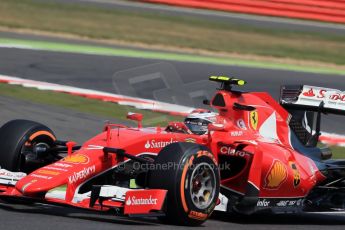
[0, 169, 167, 217]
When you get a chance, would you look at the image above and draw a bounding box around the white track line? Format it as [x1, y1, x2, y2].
[0, 75, 194, 116]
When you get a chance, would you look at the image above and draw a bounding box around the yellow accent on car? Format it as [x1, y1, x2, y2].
[218, 76, 230, 81]
[209, 76, 246, 86]
[209, 76, 230, 81]
[237, 80, 246, 85]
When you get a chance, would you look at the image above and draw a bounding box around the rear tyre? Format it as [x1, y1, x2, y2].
[148, 142, 220, 226]
[0, 119, 56, 173]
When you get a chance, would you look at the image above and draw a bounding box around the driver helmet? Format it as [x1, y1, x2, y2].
[184, 110, 217, 135]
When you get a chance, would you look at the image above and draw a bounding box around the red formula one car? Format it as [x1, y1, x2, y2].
[0, 76, 344, 226]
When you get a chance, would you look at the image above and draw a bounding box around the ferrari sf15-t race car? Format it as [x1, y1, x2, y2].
[0, 76, 345, 226]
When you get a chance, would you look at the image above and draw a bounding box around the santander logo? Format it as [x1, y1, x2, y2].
[302, 87, 345, 102]
[126, 195, 158, 206]
[144, 141, 151, 149]
[303, 88, 315, 97]
[144, 138, 178, 149]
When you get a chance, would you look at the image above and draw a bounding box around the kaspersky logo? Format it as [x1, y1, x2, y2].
[126, 195, 158, 206]
[144, 138, 178, 149]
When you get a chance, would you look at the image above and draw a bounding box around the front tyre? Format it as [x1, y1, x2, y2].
[0, 119, 56, 173]
[148, 142, 220, 226]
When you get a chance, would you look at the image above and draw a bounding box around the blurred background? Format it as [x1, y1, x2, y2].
[0, 0, 344, 141]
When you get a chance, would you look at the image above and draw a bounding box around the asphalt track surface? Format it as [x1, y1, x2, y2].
[1, 96, 345, 229]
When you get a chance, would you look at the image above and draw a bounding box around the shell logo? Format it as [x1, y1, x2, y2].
[265, 160, 287, 189]
[62, 154, 89, 164]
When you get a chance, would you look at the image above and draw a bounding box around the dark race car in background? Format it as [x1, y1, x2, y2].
[0, 76, 344, 226]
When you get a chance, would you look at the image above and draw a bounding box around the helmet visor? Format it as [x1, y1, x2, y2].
[184, 118, 211, 135]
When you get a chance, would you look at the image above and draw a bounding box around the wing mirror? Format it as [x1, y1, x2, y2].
[127, 112, 143, 129]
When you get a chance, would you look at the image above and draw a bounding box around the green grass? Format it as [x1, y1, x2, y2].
[1, 38, 343, 75]
[319, 143, 345, 159]
[329, 146, 345, 159]
[0, 83, 181, 126]
[0, 0, 345, 65]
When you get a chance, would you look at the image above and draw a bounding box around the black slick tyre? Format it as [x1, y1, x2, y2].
[0, 119, 56, 173]
[148, 142, 220, 226]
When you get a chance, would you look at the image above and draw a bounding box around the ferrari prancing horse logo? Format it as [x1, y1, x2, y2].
[250, 111, 259, 130]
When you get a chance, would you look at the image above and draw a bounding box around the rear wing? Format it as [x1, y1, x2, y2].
[280, 85, 345, 115]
